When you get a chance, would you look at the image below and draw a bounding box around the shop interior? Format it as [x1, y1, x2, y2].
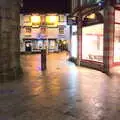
[82, 24, 104, 62]
[114, 9, 120, 63]
[24, 39, 57, 52]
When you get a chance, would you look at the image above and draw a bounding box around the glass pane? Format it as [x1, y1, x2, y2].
[82, 24, 103, 62]
[114, 24, 120, 62]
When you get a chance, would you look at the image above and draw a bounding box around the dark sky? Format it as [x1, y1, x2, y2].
[21, 0, 70, 13]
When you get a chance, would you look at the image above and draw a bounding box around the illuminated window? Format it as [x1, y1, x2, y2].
[114, 10, 120, 62]
[46, 15, 58, 27]
[71, 25, 78, 58]
[82, 24, 103, 62]
[31, 15, 41, 27]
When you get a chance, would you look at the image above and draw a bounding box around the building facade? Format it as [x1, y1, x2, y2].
[70, 0, 120, 74]
[20, 13, 70, 53]
[0, 0, 22, 81]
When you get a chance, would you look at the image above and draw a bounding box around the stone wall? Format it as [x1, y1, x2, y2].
[0, 0, 22, 81]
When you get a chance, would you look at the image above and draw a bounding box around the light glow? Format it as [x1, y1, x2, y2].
[46, 15, 58, 27]
[31, 15, 41, 23]
[82, 24, 103, 62]
[87, 14, 96, 19]
[71, 25, 77, 58]
[114, 23, 120, 62]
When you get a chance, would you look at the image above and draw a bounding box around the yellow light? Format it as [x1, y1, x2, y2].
[87, 14, 96, 19]
[31, 15, 41, 23]
[46, 16, 58, 24]
[63, 40, 66, 45]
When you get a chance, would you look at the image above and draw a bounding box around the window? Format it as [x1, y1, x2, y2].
[114, 10, 120, 62]
[82, 24, 103, 62]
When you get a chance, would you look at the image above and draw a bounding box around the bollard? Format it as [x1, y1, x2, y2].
[41, 49, 47, 71]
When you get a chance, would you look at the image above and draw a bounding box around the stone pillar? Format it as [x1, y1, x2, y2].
[0, 0, 22, 81]
[76, 14, 82, 65]
[103, 4, 115, 74]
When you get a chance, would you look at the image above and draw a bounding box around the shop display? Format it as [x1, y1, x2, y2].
[82, 24, 103, 62]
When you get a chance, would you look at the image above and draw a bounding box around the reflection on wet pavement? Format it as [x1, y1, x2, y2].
[0, 52, 120, 120]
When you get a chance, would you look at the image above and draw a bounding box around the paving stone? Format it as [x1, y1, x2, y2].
[0, 52, 120, 120]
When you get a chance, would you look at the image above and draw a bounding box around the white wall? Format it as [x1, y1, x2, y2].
[47, 28, 59, 39]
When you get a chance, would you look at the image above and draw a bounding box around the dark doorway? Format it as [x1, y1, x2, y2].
[25, 41, 32, 52]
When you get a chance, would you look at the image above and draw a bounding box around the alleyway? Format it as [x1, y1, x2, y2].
[0, 52, 120, 120]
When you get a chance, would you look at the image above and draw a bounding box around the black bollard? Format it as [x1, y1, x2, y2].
[41, 49, 47, 71]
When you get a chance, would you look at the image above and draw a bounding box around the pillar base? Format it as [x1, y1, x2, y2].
[0, 67, 23, 82]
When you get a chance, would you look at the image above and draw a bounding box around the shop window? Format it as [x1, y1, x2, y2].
[71, 25, 78, 58]
[82, 24, 103, 62]
[32, 40, 43, 51]
[114, 10, 120, 62]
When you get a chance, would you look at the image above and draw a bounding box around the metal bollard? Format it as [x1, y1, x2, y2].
[41, 49, 47, 71]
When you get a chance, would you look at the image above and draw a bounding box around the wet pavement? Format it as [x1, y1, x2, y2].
[0, 52, 120, 120]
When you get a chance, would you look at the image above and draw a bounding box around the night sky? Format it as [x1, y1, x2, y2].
[21, 0, 70, 13]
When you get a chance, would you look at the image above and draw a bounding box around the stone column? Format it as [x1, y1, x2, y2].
[0, 0, 22, 81]
[103, 3, 115, 74]
[76, 13, 82, 65]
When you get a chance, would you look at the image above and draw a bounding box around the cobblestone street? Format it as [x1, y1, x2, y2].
[0, 52, 120, 120]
